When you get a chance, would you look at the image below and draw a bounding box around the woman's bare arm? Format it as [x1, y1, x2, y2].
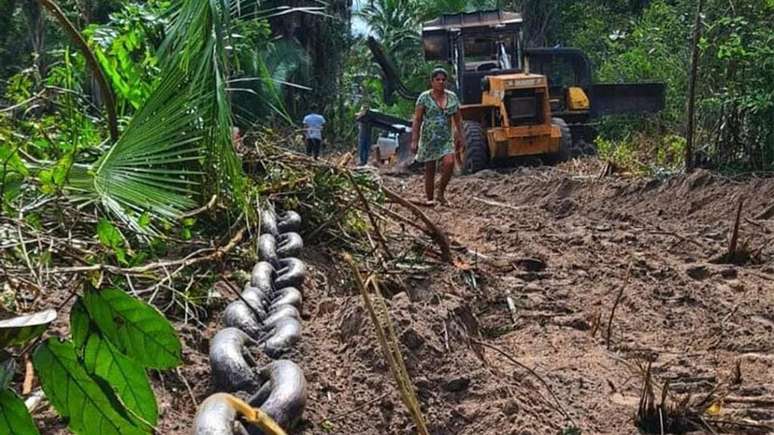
[411, 105, 425, 153]
[453, 111, 465, 146]
[452, 111, 465, 165]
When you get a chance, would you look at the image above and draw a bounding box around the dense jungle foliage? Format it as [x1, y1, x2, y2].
[0, 0, 771, 433]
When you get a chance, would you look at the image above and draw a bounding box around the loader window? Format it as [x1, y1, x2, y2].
[506, 89, 544, 125]
[462, 34, 517, 72]
[537, 59, 576, 88]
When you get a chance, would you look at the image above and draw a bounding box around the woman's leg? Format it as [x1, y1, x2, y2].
[437, 153, 455, 204]
[424, 161, 436, 202]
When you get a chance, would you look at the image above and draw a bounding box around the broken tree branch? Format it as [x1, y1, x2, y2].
[51, 227, 246, 275]
[727, 196, 745, 258]
[345, 172, 393, 260]
[38, 0, 118, 142]
[383, 187, 452, 263]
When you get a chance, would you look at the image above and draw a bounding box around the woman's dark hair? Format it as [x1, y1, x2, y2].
[431, 67, 448, 79]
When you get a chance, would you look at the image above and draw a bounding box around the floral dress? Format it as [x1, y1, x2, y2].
[415, 89, 460, 163]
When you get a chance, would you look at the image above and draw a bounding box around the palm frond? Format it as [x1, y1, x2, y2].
[68, 0, 251, 233]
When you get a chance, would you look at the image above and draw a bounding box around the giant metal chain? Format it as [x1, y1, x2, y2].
[195, 207, 308, 434]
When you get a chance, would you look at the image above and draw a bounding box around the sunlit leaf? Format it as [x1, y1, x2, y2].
[0, 389, 40, 435]
[32, 338, 145, 435]
[96, 218, 128, 265]
[82, 288, 182, 369]
[84, 334, 158, 427]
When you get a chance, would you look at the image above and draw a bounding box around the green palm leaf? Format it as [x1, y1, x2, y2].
[67, 0, 249, 232]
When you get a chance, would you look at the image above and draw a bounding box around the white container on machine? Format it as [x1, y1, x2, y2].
[375, 135, 398, 159]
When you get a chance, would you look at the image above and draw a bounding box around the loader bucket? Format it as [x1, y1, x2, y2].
[590, 83, 666, 117]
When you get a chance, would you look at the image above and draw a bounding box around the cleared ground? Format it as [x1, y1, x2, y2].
[151, 161, 774, 434]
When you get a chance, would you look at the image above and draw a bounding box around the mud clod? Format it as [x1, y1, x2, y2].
[443, 376, 470, 392]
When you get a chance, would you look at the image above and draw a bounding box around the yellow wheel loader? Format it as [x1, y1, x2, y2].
[367, 10, 665, 173]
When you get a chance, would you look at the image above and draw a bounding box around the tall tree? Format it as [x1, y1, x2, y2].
[269, 0, 353, 117]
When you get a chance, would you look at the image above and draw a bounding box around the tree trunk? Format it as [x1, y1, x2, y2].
[38, 0, 119, 142]
[24, 0, 48, 78]
[269, 0, 352, 123]
[685, 0, 704, 172]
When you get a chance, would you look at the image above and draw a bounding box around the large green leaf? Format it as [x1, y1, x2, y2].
[0, 309, 57, 348]
[84, 334, 158, 427]
[32, 338, 145, 435]
[82, 288, 181, 369]
[0, 389, 40, 435]
[70, 300, 90, 351]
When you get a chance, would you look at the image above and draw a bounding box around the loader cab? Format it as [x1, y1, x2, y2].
[422, 10, 525, 104]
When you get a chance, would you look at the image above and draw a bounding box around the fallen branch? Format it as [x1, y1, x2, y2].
[180, 194, 218, 218]
[345, 172, 393, 260]
[372, 203, 427, 233]
[344, 254, 429, 435]
[0, 90, 45, 113]
[383, 187, 451, 263]
[52, 227, 246, 275]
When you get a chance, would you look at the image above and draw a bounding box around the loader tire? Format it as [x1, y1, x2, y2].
[551, 117, 572, 163]
[463, 121, 488, 174]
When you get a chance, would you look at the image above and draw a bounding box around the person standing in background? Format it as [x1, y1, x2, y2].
[356, 106, 371, 166]
[302, 112, 326, 159]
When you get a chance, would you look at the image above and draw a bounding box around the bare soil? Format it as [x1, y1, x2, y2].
[283, 162, 774, 434]
[35, 160, 774, 434]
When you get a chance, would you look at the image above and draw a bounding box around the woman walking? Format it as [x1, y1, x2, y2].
[410, 67, 465, 206]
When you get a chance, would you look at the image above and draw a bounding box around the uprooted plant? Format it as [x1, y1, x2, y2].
[635, 361, 773, 434]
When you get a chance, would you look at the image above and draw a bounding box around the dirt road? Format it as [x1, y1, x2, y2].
[289, 162, 774, 434]
[152, 161, 773, 434]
